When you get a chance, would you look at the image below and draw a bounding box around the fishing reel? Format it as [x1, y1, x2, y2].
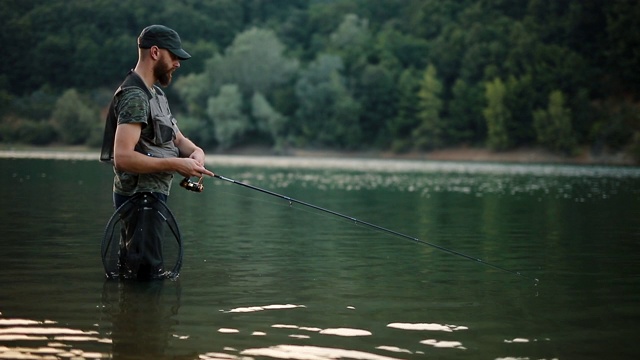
[180, 177, 204, 192]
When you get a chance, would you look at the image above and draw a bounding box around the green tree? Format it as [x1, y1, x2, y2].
[449, 78, 484, 144]
[180, 40, 219, 74]
[8, 87, 58, 122]
[483, 78, 511, 150]
[504, 74, 536, 145]
[329, 13, 371, 50]
[174, 72, 211, 120]
[156, 0, 244, 49]
[294, 54, 361, 148]
[174, 114, 217, 151]
[305, 1, 361, 58]
[1, 0, 639, 159]
[32, 35, 75, 88]
[206, 27, 299, 96]
[355, 64, 397, 147]
[0, 117, 57, 146]
[605, 0, 640, 93]
[456, 4, 513, 84]
[533, 90, 577, 154]
[409, 0, 473, 88]
[0, 78, 12, 120]
[328, 13, 375, 80]
[412, 64, 444, 150]
[176, 27, 299, 140]
[589, 99, 637, 155]
[51, 88, 97, 145]
[388, 67, 421, 152]
[207, 84, 250, 150]
[373, 25, 429, 70]
[406, 0, 472, 39]
[251, 92, 287, 151]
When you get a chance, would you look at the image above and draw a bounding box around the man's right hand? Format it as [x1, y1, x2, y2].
[176, 157, 215, 178]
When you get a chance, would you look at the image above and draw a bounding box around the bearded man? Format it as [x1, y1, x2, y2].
[100, 25, 213, 279]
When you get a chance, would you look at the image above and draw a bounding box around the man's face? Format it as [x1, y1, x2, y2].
[154, 50, 179, 87]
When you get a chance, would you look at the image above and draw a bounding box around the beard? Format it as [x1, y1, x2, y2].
[154, 61, 174, 87]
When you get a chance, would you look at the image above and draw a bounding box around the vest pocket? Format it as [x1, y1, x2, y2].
[147, 93, 178, 152]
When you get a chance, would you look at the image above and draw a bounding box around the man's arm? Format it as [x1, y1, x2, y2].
[174, 129, 206, 165]
[113, 123, 213, 177]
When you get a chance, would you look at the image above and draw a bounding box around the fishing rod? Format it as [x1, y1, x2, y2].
[183, 175, 537, 282]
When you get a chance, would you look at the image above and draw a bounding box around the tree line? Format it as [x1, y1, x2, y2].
[1, 0, 638, 160]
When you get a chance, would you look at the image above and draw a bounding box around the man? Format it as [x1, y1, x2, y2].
[100, 25, 214, 279]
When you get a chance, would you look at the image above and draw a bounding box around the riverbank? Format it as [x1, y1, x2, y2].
[225, 145, 637, 166]
[0, 145, 636, 166]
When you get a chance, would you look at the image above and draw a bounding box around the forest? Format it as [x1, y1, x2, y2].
[0, 0, 639, 161]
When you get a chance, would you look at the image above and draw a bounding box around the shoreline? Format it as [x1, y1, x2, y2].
[0, 145, 636, 168]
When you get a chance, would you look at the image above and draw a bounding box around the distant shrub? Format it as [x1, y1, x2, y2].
[533, 90, 577, 155]
[19, 120, 58, 145]
[0, 117, 57, 145]
[50, 88, 97, 145]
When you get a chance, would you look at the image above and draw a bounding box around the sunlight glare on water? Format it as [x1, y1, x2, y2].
[196, 302, 478, 359]
[0, 313, 111, 359]
[224, 160, 639, 202]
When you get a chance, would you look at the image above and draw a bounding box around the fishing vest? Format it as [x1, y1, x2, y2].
[100, 70, 179, 163]
[100, 70, 180, 195]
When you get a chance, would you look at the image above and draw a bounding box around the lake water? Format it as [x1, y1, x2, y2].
[0, 154, 639, 360]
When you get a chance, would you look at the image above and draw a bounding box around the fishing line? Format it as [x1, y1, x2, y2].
[212, 174, 538, 283]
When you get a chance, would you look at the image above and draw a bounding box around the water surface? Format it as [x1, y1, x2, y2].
[0, 155, 639, 359]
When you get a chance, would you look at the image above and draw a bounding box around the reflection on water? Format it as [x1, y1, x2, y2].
[0, 279, 188, 359]
[101, 280, 197, 360]
[1, 156, 639, 359]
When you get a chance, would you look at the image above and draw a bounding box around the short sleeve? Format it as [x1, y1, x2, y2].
[115, 88, 150, 126]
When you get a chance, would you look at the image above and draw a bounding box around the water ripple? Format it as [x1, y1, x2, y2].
[0, 314, 110, 359]
[216, 168, 639, 203]
[189, 303, 477, 359]
[240, 345, 404, 360]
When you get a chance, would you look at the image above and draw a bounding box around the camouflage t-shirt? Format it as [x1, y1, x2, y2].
[113, 86, 179, 196]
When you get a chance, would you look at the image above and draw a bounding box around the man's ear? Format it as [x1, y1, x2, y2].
[150, 46, 160, 60]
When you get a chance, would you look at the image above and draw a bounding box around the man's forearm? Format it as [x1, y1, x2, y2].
[114, 149, 184, 174]
[175, 133, 205, 163]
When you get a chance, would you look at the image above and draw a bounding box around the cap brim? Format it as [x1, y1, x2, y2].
[169, 48, 191, 60]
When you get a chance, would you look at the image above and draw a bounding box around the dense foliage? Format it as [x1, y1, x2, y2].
[1, 0, 639, 160]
